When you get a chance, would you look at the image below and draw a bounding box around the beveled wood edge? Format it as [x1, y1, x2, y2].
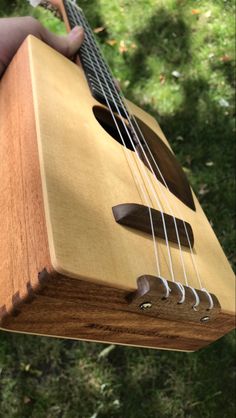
[0, 326, 193, 353]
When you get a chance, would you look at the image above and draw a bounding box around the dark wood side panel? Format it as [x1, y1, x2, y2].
[1, 271, 235, 351]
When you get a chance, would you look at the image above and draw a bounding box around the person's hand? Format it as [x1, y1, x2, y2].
[0, 17, 84, 77]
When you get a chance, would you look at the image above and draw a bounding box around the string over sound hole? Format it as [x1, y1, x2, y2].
[93, 106, 195, 210]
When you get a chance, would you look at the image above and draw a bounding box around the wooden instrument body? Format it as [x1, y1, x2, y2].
[0, 36, 235, 351]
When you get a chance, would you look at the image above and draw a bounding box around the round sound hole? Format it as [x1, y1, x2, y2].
[93, 105, 134, 150]
[93, 105, 195, 210]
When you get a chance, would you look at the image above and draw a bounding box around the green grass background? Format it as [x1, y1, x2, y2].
[0, 1, 235, 417]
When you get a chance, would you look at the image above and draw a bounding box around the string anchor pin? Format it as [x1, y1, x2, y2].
[200, 316, 210, 323]
[139, 302, 152, 311]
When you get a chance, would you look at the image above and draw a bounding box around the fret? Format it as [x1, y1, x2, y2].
[65, 2, 118, 84]
[79, 46, 111, 75]
[80, 58, 105, 79]
[86, 79, 124, 115]
[80, 39, 113, 76]
[63, 0, 127, 118]
[79, 48, 112, 82]
[86, 73, 120, 100]
[89, 87, 114, 107]
[80, 55, 116, 93]
[83, 70, 114, 96]
[80, 38, 116, 86]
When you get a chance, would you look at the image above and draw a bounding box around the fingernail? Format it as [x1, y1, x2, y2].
[71, 26, 83, 37]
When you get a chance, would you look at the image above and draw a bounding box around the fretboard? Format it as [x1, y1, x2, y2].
[63, 0, 126, 117]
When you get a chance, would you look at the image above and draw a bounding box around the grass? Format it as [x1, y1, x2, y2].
[0, 1, 235, 417]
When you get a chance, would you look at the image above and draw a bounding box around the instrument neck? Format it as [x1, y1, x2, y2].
[63, 0, 125, 115]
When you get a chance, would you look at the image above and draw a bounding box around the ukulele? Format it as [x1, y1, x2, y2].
[0, 0, 235, 351]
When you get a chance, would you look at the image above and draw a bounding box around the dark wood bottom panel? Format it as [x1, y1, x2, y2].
[1, 272, 235, 352]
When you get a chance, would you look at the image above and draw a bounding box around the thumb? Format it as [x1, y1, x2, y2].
[40, 25, 84, 57]
[0, 18, 85, 78]
[65, 26, 85, 56]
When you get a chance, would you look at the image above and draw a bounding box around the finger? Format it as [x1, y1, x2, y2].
[0, 17, 41, 67]
[39, 25, 84, 57]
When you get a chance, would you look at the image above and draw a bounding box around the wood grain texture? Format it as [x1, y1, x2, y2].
[0, 36, 235, 351]
[0, 39, 52, 317]
[128, 275, 221, 323]
[1, 270, 235, 352]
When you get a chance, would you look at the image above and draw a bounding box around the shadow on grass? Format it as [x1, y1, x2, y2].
[125, 8, 191, 87]
[140, 78, 235, 265]
[116, 333, 236, 418]
[211, 59, 236, 90]
[121, 7, 235, 266]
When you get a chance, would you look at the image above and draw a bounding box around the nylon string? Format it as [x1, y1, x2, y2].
[66, 0, 210, 299]
[65, 1, 163, 277]
[82, 0, 201, 291]
[70, 7, 177, 282]
[67, 1, 179, 283]
[66, 0, 214, 308]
